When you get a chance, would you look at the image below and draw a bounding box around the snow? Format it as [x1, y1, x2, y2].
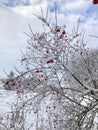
[0, 85, 98, 130]
[0, 89, 16, 114]
[0, 88, 46, 130]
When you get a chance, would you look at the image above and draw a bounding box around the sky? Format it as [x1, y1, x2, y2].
[0, 0, 98, 78]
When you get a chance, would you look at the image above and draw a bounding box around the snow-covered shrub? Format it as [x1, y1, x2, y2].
[1, 10, 98, 130]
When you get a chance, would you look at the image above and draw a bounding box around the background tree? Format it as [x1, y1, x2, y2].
[2, 71, 16, 90]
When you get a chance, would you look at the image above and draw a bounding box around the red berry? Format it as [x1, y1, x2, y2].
[35, 70, 42, 73]
[56, 28, 60, 32]
[21, 58, 27, 62]
[80, 51, 83, 55]
[93, 0, 98, 4]
[46, 59, 54, 64]
[46, 50, 49, 53]
[62, 30, 66, 35]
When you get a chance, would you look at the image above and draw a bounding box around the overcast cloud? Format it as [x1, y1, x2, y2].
[0, 0, 98, 77]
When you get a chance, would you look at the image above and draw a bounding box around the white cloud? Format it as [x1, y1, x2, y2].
[11, 0, 49, 17]
[61, 0, 91, 14]
[0, 4, 43, 77]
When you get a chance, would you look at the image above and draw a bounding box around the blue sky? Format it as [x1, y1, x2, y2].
[0, 0, 98, 78]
